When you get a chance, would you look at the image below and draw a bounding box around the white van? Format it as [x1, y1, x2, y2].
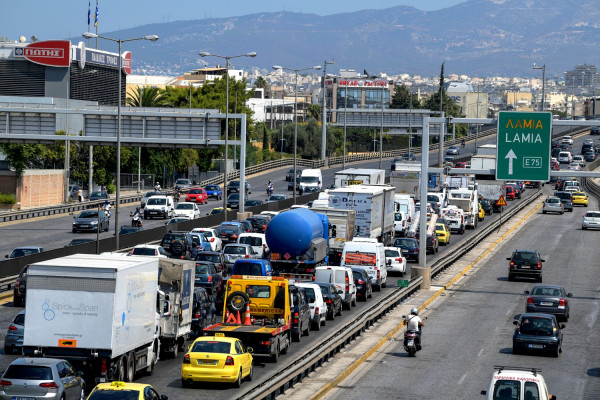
[314, 266, 356, 310]
[143, 195, 175, 219]
[238, 233, 269, 257]
[394, 194, 415, 224]
[558, 151, 573, 164]
[299, 169, 323, 192]
[341, 238, 387, 291]
[481, 366, 555, 400]
[295, 282, 327, 330]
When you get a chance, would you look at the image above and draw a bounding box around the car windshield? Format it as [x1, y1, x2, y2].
[228, 194, 240, 200]
[519, 317, 554, 335]
[90, 191, 104, 197]
[14, 313, 25, 325]
[318, 284, 331, 295]
[385, 249, 400, 257]
[269, 195, 286, 200]
[206, 185, 219, 191]
[394, 213, 404, 221]
[194, 251, 216, 261]
[531, 287, 562, 296]
[195, 264, 210, 274]
[147, 198, 166, 205]
[88, 391, 139, 400]
[512, 252, 539, 262]
[224, 246, 246, 254]
[492, 381, 520, 400]
[162, 233, 186, 242]
[233, 262, 265, 275]
[3, 365, 53, 380]
[176, 203, 193, 210]
[216, 226, 238, 235]
[240, 236, 263, 246]
[10, 248, 40, 258]
[131, 248, 156, 256]
[300, 176, 319, 183]
[79, 210, 98, 218]
[585, 212, 600, 218]
[119, 228, 138, 234]
[197, 230, 213, 237]
[176, 179, 190, 185]
[546, 198, 560, 204]
[229, 181, 240, 187]
[394, 239, 416, 247]
[303, 287, 316, 302]
[188, 189, 203, 194]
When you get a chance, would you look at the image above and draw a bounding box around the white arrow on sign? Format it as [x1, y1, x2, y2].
[505, 149, 517, 175]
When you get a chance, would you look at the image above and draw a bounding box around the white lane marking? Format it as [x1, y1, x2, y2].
[505, 308, 513, 316]
[458, 373, 467, 384]
[478, 348, 484, 357]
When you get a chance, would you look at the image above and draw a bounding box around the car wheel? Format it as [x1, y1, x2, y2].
[582, 226, 587, 230]
[181, 379, 191, 388]
[292, 329, 301, 343]
[513, 345, 520, 355]
[542, 210, 546, 214]
[552, 346, 560, 358]
[351, 296, 357, 307]
[234, 369, 242, 388]
[538, 275, 543, 283]
[4, 346, 11, 355]
[303, 322, 310, 337]
[508, 273, 514, 281]
[247, 364, 253, 381]
[72, 228, 77, 233]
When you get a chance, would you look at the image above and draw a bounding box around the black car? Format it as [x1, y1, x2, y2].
[290, 285, 311, 342]
[479, 198, 493, 215]
[117, 225, 143, 235]
[245, 199, 264, 207]
[316, 283, 343, 320]
[507, 249, 545, 282]
[226, 193, 245, 209]
[286, 168, 302, 182]
[582, 143, 593, 154]
[551, 147, 561, 158]
[590, 126, 600, 135]
[190, 287, 216, 337]
[247, 216, 270, 233]
[72, 209, 110, 233]
[226, 180, 251, 195]
[214, 225, 243, 244]
[584, 151, 596, 162]
[195, 251, 226, 273]
[66, 238, 95, 247]
[194, 261, 223, 295]
[512, 313, 564, 357]
[160, 231, 193, 259]
[13, 266, 28, 307]
[554, 191, 574, 212]
[524, 285, 572, 322]
[426, 234, 439, 254]
[394, 237, 419, 262]
[351, 268, 373, 302]
[89, 190, 110, 201]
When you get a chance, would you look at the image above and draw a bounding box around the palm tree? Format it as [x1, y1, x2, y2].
[307, 104, 321, 120]
[126, 86, 168, 107]
[254, 76, 269, 89]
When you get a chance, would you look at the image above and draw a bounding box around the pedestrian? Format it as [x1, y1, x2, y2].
[77, 188, 83, 202]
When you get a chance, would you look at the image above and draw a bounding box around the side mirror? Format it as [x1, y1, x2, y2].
[567, 293, 573, 297]
[540, 259, 546, 262]
[524, 290, 530, 294]
[247, 347, 254, 353]
[188, 344, 192, 350]
[161, 396, 168, 400]
[481, 390, 487, 395]
[513, 320, 518, 325]
[386, 259, 392, 266]
[560, 324, 566, 329]
[506, 257, 511, 260]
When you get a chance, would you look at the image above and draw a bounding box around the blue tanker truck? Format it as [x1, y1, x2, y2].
[265, 208, 329, 279]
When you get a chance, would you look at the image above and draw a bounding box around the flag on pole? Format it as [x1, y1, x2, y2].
[94, 0, 98, 28]
[87, 1, 91, 26]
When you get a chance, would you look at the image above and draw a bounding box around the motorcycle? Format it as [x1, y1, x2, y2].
[266, 184, 273, 196]
[130, 212, 143, 228]
[174, 190, 181, 202]
[403, 315, 426, 357]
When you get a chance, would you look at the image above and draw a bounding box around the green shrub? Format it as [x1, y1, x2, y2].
[106, 184, 116, 194]
[0, 193, 17, 205]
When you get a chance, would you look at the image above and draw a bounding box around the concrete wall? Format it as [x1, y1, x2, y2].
[16, 170, 65, 207]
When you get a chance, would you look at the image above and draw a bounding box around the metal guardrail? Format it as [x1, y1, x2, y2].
[235, 188, 543, 400]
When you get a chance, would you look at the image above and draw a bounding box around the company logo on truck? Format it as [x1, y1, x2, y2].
[41, 298, 98, 321]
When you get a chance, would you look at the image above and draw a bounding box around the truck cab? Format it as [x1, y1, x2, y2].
[299, 169, 323, 193]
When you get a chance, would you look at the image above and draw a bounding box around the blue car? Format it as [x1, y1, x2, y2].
[204, 184, 222, 200]
[393, 237, 419, 262]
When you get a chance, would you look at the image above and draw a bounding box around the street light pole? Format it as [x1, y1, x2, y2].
[533, 63, 546, 111]
[273, 65, 321, 204]
[321, 60, 334, 160]
[343, 84, 348, 170]
[379, 83, 385, 169]
[200, 51, 257, 218]
[82, 31, 158, 251]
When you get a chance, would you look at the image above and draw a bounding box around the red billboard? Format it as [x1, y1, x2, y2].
[23, 40, 71, 67]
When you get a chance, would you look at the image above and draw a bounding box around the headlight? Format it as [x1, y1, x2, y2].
[161, 207, 166, 211]
[91, 221, 98, 225]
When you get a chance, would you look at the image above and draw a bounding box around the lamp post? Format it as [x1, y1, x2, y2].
[379, 83, 386, 169]
[533, 63, 546, 111]
[82, 31, 158, 250]
[273, 64, 322, 204]
[321, 60, 334, 160]
[200, 51, 256, 218]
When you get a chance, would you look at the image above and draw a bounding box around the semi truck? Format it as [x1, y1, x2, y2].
[23, 254, 161, 384]
[333, 168, 385, 189]
[203, 275, 293, 362]
[265, 208, 330, 278]
[157, 258, 194, 358]
[470, 155, 496, 178]
[311, 207, 356, 265]
[447, 187, 479, 229]
[390, 162, 421, 196]
[328, 184, 395, 245]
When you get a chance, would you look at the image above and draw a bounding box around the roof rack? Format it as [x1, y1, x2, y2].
[494, 366, 541, 376]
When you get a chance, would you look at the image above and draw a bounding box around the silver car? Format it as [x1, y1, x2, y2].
[542, 196, 564, 215]
[582, 211, 600, 230]
[4, 310, 24, 354]
[222, 243, 258, 270]
[0, 358, 85, 399]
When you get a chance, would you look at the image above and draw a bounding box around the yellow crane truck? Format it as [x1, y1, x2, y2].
[203, 275, 292, 361]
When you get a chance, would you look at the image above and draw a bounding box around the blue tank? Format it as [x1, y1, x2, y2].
[265, 208, 324, 258]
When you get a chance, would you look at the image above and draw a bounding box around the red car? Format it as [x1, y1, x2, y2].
[506, 186, 516, 200]
[185, 188, 208, 204]
[455, 162, 468, 168]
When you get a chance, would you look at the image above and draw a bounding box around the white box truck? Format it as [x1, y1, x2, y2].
[390, 163, 421, 196]
[158, 258, 194, 358]
[23, 254, 160, 383]
[328, 184, 395, 245]
[333, 168, 385, 189]
[447, 187, 479, 229]
[311, 207, 356, 265]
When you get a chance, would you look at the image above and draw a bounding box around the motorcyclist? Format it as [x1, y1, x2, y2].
[174, 187, 181, 201]
[461, 138, 466, 148]
[154, 182, 161, 192]
[406, 307, 424, 350]
[131, 207, 142, 227]
[266, 180, 274, 195]
[103, 200, 112, 218]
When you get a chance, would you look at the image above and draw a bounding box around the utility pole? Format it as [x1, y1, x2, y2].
[321, 60, 334, 160]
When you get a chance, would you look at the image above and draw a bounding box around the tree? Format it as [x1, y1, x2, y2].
[254, 76, 269, 90]
[126, 86, 168, 107]
[307, 104, 321, 121]
[390, 84, 421, 109]
[423, 63, 461, 118]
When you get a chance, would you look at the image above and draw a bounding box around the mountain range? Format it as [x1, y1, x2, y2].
[93, 0, 600, 78]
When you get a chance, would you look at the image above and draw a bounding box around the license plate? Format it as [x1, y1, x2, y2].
[198, 360, 217, 365]
[528, 344, 544, 349]
[520, 265, 530, 269]
[150, 211, 157, 214]
[407, 339, 414, 346]
[80, 225, 89, 228]
[15, 398, 36, 400]
[540, 302, 553, 306]
[215, 332, 225, 337]
[401, 250, 408, 254]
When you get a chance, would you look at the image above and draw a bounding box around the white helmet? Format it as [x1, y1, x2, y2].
[410, 307, 418, 316]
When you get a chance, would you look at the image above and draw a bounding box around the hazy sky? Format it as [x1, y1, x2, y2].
[1, 0, 465, 41]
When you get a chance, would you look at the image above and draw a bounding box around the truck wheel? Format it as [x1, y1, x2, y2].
[271, 341, 280, 361]
[126, 352, 135, 382]
[226, 291, 250, 314]
[146, 343, 157, 375]
[116, 356, 126, 382]
[172, 342, 178, 358]
[280, 334, 290, 354]
[4, 346, 11, 355]
[336, 304, 343, 316]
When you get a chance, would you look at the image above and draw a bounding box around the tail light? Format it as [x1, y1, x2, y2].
[315, 307, 319, 315]
[294, 311, 299, 324]
[527, 297, 534, 304]
[100, 358, 107, 376]
[231, 235, 238, 240]
[259, 340, 270, 345]
[262, 225, 267, 231]
[558, 299, 566, 306]
[345, 275, 349, 293]
[414, 248, 418, 253]
[8, 325, 17, 331]
[207, 276, 213, 282]
[0, 380, 11, 387]
[509, 261, 515, 269]
[245, 255, 250, 258]
[40, 382, 59, 389]
[537, 262, 542, 270]
[129, 249, 134, 255]
[194, 312, 200, 319]
[377, 269, 380, 279]
[395, 257, 402, 262]
[15, 278, 20, 289]
[325, 298, 332, 304]
[183, 354, 190, 364]
[210, 238, 215, 242]
[358, 279, 365, 285]
[225, 356, 235, 366]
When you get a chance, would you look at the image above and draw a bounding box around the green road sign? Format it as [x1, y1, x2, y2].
[496, 111, 552, 181]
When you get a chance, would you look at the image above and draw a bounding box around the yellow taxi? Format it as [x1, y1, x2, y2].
[571, 191, 588, 206]
[209, 207, 232, 215]
[181, 336, 253, 388]
[86, 381, 167, 399]
[435, 223, 451, 245]
[478, 203, 485, 221]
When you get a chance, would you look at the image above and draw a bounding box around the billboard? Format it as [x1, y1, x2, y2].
[22, 40, 71, 67]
